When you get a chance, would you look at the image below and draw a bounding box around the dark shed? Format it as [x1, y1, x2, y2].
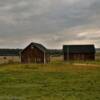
[21, 42, 50, 64]
[63, 45, 95, 61]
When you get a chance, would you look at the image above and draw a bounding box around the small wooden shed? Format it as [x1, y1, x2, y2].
[21, 42, 50, 64]
[63, 45, 95, 61]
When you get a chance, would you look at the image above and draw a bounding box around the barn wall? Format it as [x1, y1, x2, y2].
[21, 45, 49, 63]
[64, 53, 95, 61]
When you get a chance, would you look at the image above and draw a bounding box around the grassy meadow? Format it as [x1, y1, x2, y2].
[0, 60, 100, 100]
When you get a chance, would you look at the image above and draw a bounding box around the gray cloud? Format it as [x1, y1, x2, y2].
[0, 0, 100, 49]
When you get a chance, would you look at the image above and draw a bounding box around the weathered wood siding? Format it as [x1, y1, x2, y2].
[21, 45, 50, 64]
[64, 53, 95, 61]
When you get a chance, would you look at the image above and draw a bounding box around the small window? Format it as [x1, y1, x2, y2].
[31, 45, 34, 49]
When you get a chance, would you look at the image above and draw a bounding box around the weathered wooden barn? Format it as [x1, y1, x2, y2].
[63, 45, 95, 61]
[0, 49, 22, 64]
[21, 42, 50, 64]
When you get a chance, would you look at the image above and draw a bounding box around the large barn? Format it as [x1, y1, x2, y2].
[63, 45, 95, 61]
[0, 49, 22, 64]
[21, 42, 50, 64]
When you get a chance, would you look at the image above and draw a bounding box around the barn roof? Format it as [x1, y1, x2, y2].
[63, 45, 95, 53]
[31, 42, 47, 52]
[0, 49, 22, 56]
[22, 42, 48, 53]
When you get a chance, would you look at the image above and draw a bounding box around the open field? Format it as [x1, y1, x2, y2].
[0, 61, 100, 100]
[96, 52, 100, 60]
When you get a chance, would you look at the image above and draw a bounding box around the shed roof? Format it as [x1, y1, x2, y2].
[0, 49, 22, 56]
[31, 42, 47, 52]
[22, 42, 48, 53]
[63, 45, 95, 53]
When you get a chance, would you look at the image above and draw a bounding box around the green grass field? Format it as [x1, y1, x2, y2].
[0, 62, 100, 100]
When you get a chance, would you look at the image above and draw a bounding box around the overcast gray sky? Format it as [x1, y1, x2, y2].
[0, 0, 100, 49]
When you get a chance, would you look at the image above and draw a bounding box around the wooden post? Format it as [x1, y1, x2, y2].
[44, 51, 46, 64]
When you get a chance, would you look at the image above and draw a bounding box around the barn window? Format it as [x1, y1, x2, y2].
[31, 45, 34, 49]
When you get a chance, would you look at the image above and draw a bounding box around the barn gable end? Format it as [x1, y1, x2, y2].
[21, 42, 50, 64]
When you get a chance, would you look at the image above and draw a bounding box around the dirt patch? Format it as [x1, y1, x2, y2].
[73, 63, 100, 70]
[74, 63, 100, 67]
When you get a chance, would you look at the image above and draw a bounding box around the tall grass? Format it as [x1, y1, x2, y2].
[0, 62, 99, 100]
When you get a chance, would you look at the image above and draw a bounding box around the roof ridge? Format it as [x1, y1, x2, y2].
[31, 42, 47, 52]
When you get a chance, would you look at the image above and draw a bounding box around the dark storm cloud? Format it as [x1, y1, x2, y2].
[0, 0, 100, 48]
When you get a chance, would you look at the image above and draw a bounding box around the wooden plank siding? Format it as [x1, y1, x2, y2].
[63, 45, 95, 61]
[64, 53, 95, 61]
[21, 43, 50, 64]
